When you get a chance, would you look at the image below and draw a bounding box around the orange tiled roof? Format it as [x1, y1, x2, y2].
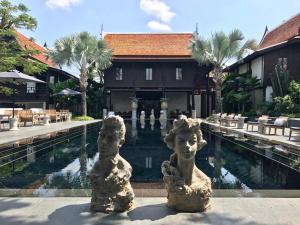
[15, 31, 57, 68]
[258, 13, 300, 49]
[104, 33, 193, 58]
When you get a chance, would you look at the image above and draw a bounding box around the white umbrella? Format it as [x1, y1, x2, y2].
[0, 70, 46, 83]
[53, 88, 81, 96]
[0, 70, 46, 117]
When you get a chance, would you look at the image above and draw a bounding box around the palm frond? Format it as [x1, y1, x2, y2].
[237, 39, 257, 59]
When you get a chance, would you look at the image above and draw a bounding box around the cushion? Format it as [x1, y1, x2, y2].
[274, 118, 285, 126]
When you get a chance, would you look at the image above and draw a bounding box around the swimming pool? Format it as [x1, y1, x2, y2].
[0, 120, 299, 196]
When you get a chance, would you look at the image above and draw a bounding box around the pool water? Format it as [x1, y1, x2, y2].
[0, 120, 300, 194]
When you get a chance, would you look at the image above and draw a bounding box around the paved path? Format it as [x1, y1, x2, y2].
[0, 197, 299, 225]
[0, 120, 101, 146]
[203, 120, 300, 151]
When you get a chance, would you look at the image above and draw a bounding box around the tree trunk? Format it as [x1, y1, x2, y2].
[215, 86, 222, 113]
[81, 90, 87, 116]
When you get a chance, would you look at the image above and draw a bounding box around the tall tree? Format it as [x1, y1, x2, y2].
[49, 32, 112, 116]
[0, 0, 47, 94]
[191, 29, 257, 113]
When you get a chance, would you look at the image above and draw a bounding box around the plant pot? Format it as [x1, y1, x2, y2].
[9, 117, 19, 131]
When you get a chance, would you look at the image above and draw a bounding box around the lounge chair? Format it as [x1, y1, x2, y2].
[18, 110, 39, 126]
[45, 109, 61, 123]
[263, 116, 289, 135]
[60, 110, 70, 121]
[289, 127, 300, 140]
[219, 113, 228, 125]
[247, 115, 269, 132]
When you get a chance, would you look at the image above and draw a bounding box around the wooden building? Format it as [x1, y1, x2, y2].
[0, 31, 78, 109]
[226, 13, 300, 105]
[103, 33, 214, 118]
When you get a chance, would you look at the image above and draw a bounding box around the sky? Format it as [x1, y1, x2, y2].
[10, 0, 300, 49]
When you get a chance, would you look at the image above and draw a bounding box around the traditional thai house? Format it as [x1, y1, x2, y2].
[226, 13, 300, 106]
[0, 31, 78, 109]
[103, 33, 214, 118]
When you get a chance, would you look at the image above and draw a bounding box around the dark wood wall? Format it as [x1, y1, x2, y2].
[104, 60, 211, 90]
[263, 42, 300, 85]
[0, 68, 77, 104]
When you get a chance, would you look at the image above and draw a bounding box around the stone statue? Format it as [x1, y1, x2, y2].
[150, 109, 155, 130]
[159, 110, 167, 129]
[140, 111, 145, 129]
[90, 116, 134, 213]
[161, 115, 211, 212]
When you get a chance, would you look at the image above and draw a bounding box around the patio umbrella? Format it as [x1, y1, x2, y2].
[53, 88, 81, 96]
[0, 70, 46, 117]
[52, 88, 81, 110]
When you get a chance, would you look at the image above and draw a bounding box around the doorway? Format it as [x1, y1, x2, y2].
[136, 91, 162, 118]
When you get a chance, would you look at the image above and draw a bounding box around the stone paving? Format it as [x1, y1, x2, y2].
[0, 197, 299, 225]
[0, 120, 101, 146]
[203, 120, 300, 151]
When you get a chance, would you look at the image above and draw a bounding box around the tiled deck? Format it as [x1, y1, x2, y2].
[203, 120, 300, 151]
[0, 197, 299, 225]
[0, 120, 102, 146]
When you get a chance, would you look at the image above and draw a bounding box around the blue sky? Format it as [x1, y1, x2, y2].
[12, 0, 300, 48]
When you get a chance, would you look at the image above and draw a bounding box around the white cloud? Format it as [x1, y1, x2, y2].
[46, 0, 82, 9]
[140, 0, 175, 23]
[147, 21, 171, 32]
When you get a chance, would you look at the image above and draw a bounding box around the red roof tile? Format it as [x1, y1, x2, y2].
[103, 33, 193, 58]
[15, 31, 57, 68]
[258, 13, 300, 49]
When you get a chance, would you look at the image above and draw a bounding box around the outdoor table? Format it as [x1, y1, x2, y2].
[258, 118, 271, 134]
[237, 117, 248, 129]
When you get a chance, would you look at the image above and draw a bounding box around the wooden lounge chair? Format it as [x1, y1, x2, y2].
[263, 116, 289, 135]
[226, 114, 241, 127]
[289, 127, 300, 140]
[219, 113, 228, 125]
[18, 110, 39, 126]
[247, 115, 269, 131]
[60, 110, 71, 121]
[45, 109, 61, 123]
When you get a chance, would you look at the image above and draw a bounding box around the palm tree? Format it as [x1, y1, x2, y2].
[191, 29, 257, 113]
[49, 32, 112, 116]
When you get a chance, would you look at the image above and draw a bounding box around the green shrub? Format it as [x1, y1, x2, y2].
[72, 116, 94, 121]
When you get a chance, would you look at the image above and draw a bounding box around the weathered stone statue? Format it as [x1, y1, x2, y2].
[161, 115, 212, 212]
[140, 111, 145, 129]
[159, 110, 167, 129]
[90, 116, 134, 213]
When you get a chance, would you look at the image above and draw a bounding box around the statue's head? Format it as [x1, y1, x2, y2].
[164, 115, 206, 160]
[98, 115, 126, 157]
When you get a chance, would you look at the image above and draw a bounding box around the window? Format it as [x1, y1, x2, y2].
[116, 68, 122, 80]
[49, 76, 55, 84]
[176, 67, 183, 80]
[146, 68, 152, 80]
[278, 57, 288, 69]
[27, 82, 36, 93]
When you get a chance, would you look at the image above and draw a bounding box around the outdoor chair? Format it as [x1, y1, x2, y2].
[263, 116, 289, 135]
[60, 110, 70, 121]
[247, 115, 269, 131]
[289, 127, 300, 140]
[45, 109, 61, 123]
[225, 114, 241, 127]
[18, 110, 39, 126]
[219, 113, 228, 125]
[0, 110, 13, 128]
